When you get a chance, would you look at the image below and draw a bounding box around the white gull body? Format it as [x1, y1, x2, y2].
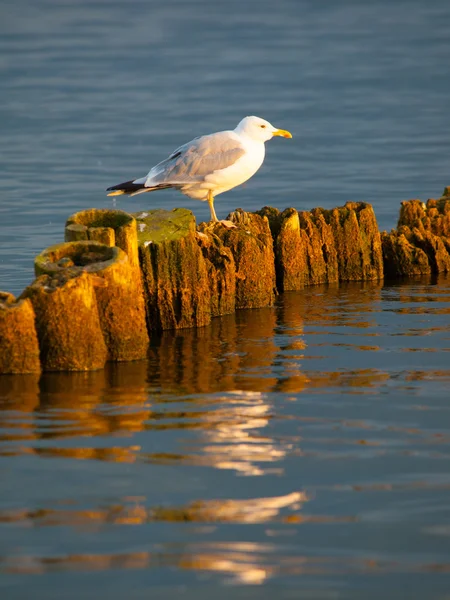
[107, 116, 292, 221]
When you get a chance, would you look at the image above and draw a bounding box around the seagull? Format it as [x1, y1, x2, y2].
[106, 116, 292, 222]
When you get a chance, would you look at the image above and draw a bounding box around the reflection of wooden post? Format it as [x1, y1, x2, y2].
[0, 292, 41, 374]
[22, 271, 107, 371]
[34, 241, 149, 362]
[0, 373, 40, 454]
[137, 208, 212, 330]
[211, 209, 276, 309]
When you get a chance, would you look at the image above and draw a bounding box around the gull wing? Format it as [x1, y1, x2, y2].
[144, 131, 246, 187]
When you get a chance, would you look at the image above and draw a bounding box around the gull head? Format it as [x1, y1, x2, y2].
[235, 116, 292, 142]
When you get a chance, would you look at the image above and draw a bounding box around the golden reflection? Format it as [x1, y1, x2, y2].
[148, 307, 280, 393]
[2, 278, 450, 465]
[30, 364, 151, 462]
[188, 392, 286, 475]
[3, 544, 450, 580]
[285, 280, 384, 329]
[0, 374, 40, 454]
[0, 491, 307, 528]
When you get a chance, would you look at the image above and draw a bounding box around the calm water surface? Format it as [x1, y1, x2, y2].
[1, 0, 450, 294]
[2, 279, 450, 599]
[1, 1, 450, 598]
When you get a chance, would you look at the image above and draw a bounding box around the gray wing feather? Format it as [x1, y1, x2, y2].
[145, 132, 246, 186]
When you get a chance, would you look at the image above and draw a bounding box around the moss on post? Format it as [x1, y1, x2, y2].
[65, 208, 140, 269]
[34, 241, 149, 362]
[211, 209, 276, 309]
[0, 292, 41, 374]
[136, 208, 211, 330]
[21, 271, 107, 372]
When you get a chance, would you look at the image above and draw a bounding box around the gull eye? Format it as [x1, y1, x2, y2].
[260, 125, 266, 128]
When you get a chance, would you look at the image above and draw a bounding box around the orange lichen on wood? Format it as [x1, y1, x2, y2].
[264, 202, 382, 291]
[34, 241, 149, 362]
[381, 227, 431, 278]
[0, 292, 41, 374]
[65, 208, 140, 269]
[383, 190, 450, 277]
[21, 271, 107, 372]
[213, 209, 276, 309]
[195, 229, 236, 317]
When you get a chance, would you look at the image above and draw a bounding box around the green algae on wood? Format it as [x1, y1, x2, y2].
[65, 208, 140, 269]
[0, 292, 41, 375]
[136, 208, 211, 330]
[21, 271, 107, 372]
[34, 241, 149, 362]
[213, 209, 276, 309]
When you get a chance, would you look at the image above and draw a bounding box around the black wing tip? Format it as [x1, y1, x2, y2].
[106, 180, 144, 193]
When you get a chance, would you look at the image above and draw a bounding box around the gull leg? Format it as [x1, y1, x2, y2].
[207, 190, 218, 222]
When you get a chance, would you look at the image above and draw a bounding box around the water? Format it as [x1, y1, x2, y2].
[1, 1, 450, 598]
[1, 0, 450, 294]
[2, 279, 450, 598]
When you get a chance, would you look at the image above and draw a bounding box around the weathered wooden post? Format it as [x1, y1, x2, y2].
[34, 241, 149, 362]
[65, 208, 140, 269]
[258, 202, 383, 290]
[22, 270, 107, 371]
[136, 208, 212, 330]
[204, 209, 276, 309]
[382, 188, 450, 277]
[0, 292, 41, 374]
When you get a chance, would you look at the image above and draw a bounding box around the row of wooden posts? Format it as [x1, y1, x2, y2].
[1, 187, 450, 374]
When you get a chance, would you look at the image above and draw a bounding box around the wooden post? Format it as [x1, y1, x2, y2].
[22, 271, 108, 372]
[260, 202, 383, 291]
[65, 208, 140, 269]
[382, 194, 450, 277]
[0, 292, 41, 374]
[136, 208, 212, 330]
[209, 209, 276, 309]
[34, 241, 149, 362]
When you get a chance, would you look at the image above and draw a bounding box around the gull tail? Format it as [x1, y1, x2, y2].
[106, 179, 172, 197]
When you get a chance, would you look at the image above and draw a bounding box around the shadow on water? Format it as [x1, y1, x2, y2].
[1, 278, 450, 597]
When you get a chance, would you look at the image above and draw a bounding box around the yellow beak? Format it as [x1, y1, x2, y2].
[273, 128, 292, 139]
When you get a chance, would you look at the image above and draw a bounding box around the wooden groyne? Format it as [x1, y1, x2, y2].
[1, 187, 449, 374]
[382, 187, 450, 277]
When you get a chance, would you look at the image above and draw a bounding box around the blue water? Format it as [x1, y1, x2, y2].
[1, 1, 450, 598]
[1, 0, 449, 294]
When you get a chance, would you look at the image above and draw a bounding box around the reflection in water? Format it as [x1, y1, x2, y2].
[1, 279, 450, 589]
[148, 308, 281, 393]
[0, 374, 40, 452]
[2, 543, 450, 582]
